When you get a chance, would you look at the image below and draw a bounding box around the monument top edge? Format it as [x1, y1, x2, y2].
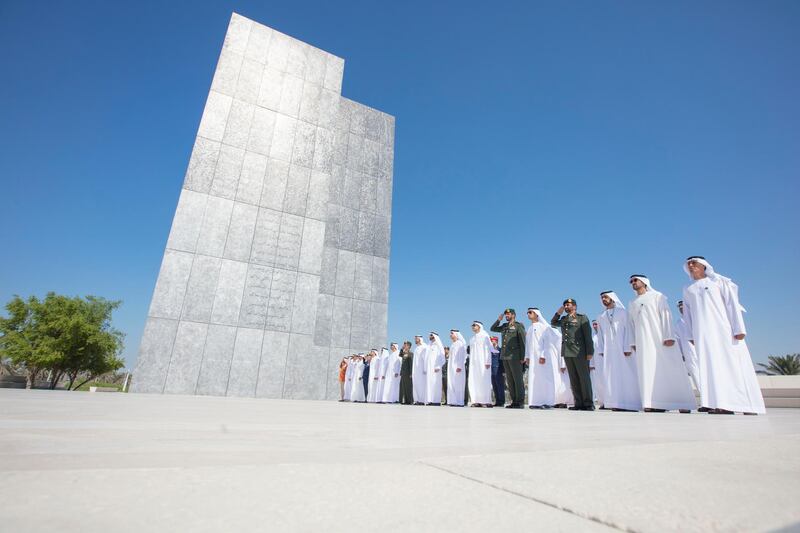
[230, 11, 345, 64]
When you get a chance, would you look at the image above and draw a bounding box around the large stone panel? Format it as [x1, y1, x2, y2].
[195, 324, 237, 396]
[226, 327, 264, 397]
[163, 321, 208, 394]
[133, 13, 393, 399]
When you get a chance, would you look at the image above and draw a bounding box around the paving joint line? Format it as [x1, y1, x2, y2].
[419, 460, 637, 533]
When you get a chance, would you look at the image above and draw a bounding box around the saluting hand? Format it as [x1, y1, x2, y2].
[556, 306, 565, 315]
[497, 312, 504, 322]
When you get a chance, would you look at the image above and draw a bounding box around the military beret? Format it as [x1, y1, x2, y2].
[563, 298, 576, 305]
[504, 308, 516, 315]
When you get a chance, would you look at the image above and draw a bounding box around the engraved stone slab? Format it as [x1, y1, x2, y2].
[274, 212, 303, 269]
[266, 267, 297, 332]
[249, 207, 281, 266]
[239, 264, 273, 328]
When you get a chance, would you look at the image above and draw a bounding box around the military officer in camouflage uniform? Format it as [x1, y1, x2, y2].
[491, 308, 526, 408]
[551, 298, 595, 411]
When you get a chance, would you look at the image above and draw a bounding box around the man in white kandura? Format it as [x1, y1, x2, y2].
[590, 320, 606, 408]
[350, 355, 366, 402]
[366, 349, 381, 403]
[375, 347, 390, 403]
[412, 336, 428, 405]
[552, 328, 573, 408]
[682, 256, 765, 415]
[446, 330, 468, 406]
[597, 290, 640, 411]
[381, 343, 402, 404]
[628, 275, 696, 412]
[468, 321, 496, 407]
[675, 300, 702, 398]
[343, 355, 355, 401]
[426, 332, 446, 405]
[524, 308, 560, 409]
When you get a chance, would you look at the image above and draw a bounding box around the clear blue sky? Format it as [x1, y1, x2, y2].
[1, 0, 798, 369]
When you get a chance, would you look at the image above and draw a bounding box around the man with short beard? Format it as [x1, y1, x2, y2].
[628, 275, 695, 413]
[491, 308, 527, 408]
[468, 321, 496, 407]
[412, 336, 428, 405]
[425, 332, 446, 405]
[597, 291, 639, 412]
[551, 298, 594, 411]
[399, 342, 414, 405]
[524, 308, 560, 409]
[682, 257, 765, 415]
[446, 330, 467, 406]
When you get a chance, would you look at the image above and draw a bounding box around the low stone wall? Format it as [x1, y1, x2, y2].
[758, 375, 800, 408]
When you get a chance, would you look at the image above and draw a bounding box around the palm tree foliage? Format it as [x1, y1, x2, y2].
[758, 354, 800, 376]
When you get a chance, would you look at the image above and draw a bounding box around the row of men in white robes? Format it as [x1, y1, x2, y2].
[525, 258, 764, 414]
[342, 345, 404, 403]
[342, 257, 765, 414]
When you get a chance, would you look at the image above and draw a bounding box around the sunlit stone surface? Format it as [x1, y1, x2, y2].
[132, 13, 394, 399]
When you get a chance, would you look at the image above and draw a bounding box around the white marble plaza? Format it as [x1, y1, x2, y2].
[1, 389, 798, 532]
[133, 13, 394, 400]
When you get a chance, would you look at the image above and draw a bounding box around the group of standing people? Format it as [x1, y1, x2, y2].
[337, 257, 766, 415]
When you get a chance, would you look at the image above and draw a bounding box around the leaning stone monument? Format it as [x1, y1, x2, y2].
[132, 13, 394, 400]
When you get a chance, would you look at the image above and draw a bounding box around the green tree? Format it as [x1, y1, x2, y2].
[0, 293, 125, 389]
[758, 354, 800, 376]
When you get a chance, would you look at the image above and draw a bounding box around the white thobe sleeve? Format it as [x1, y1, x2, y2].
[596, 322, 605, 355]
[658, 294, 676, 342]
[525, 330, 533, 360]
[722, 281, 747, 337]
[627, 311, 636, 351]
[621, 313, 631, 352]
